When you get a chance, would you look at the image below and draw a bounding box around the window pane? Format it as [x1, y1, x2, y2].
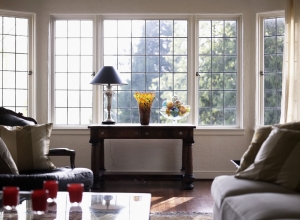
[263, 17, 284, 125]
[103, 19, 188, 123]
[54, 19, 93, 125]
[198, 19, 238, 126]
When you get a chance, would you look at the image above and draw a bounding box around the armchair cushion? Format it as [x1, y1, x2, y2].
[0, 123, 56, 172]
[0, 137, 18, 174]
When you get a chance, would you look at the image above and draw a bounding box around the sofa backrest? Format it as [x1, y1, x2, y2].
[0, 107, 37, 126]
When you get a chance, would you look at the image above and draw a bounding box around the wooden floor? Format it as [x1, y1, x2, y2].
[92, 179, 214, 213]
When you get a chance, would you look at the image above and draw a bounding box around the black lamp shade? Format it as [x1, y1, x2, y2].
[90, 66, 127, 85]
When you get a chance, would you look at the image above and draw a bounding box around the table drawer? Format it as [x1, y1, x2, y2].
[91, 128, 141, 138]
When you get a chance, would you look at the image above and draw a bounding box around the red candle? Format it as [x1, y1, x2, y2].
[31, 189, 48, 213]
[43, 180, 58, 200]
[67, 183, 84, 204]
[2, 186, 19, 209]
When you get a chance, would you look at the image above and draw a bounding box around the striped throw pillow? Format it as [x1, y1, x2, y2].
[0, 123, 56, 172]
[235, 127, 300, 191]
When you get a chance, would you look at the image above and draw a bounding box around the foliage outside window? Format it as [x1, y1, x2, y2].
[0, 15, 30, 116]
[198, 20, 238, 126]
[103, 19, 188, 123]
[263, 17, 284, 125]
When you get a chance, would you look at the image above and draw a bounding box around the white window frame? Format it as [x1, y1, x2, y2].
[194, 14, 244, 135]
[257, 11, 284, 126]
[0, 10, 35, 117]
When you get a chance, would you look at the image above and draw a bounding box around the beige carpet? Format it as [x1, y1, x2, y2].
[150, 212, 213, 220]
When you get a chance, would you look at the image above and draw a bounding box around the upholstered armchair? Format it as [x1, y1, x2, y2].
[0, 107, 93, 191]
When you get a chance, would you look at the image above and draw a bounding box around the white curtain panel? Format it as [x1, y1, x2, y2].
[280, 0, 300, 123]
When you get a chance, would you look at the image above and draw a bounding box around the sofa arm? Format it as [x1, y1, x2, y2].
[48, 148, 75, 169]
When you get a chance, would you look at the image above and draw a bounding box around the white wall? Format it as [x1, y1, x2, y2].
[0, 0, 285, 179]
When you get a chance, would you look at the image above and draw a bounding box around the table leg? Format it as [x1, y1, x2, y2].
[90, 139, 106, 190]
[182, 139, 195, 190]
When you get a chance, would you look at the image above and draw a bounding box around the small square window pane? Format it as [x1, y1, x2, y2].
[118, 38, 132, 55]
[68, 91, 80, 107]
[264, 19, 276, 36]
[224, 91, 236, 107]
[174, 20, 187, 37]
[160, 20, 173, 37]
[199, 73, 211, 90]
[68, 73, 80, 90]
[132, 56, 145, 72]
[199, 21, 211, 37]
[212, 56, 224, 72]
[3, 35, 15, 53]
[55, 73, 67, 89]
[16, 107, 27, 117]
[160, 38, 173, 55]
[4, 17, 15, 35]
[56, 21, 67, 37]
[224, 108, 236, 125]
[146, 73, 159, 90]
[212, 73, 223, 90]
[174, 38, 187, 55]
[3, 71, 15, 88]
[146, 56, 159, 72]
[81, 56, 93, 72]
[146, 20, 159, 37]
[132, 38, 145, 55]
[68, 20, 80, 37]
[16, 54, 28, 71]
[56, 108, 67, 124]
[56, 38, 68, 55]
[3, 89, 15, 106]
[118, 56, 131, 72]
[118, 20, 131, 37]
[199, 56, 211, 72]
[81, 91, 92, 107]
[81, 38, 93, 55]
[117, 91, 131, 108]
[160, 56, 173, 72]
[160, 73, 173, 90]
[68, 38, 80, 55]
[199, 38, 211, 55]
[132, 20, 145, 37]
[16, 89, 27, 106]
[132, 73, 145, 90]
[199, 91, 211, 107]
[224, 73, 236, 90]
[81, 108, 92, 124]
[212, 21, 224, 37]
[212, 38, 224, 55]
[55, 90, 67, 107]
[146, 38, 159, 55]
[55, 56, 67, 72]
[16, 36, 28, 53]
[104, 38, 118, 55]
[16, 72, 27, 89]
[224, 21, 236, 37]
[104, 20, 117, 37]
[174, 73, 187, 90]
[81, 73, 93, 90]
[81, 21, 93, 37]
[174, 56, 187, 72]
[104, 56, 117, 67]
[68, 56, 80, 72]
[224, 56, 236, 72]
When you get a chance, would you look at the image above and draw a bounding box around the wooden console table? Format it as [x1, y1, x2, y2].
[88, 123, 196, 190]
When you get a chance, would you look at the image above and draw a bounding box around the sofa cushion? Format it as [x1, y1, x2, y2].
[211, 175, 296, 209]
[236, 127, 300, 192]
[221, 193, 300, 220]
[0, 123, 56, 172]
[0, 137, 19, 174]
[237, 121, 300, 173]
[236, 125, 272, 173]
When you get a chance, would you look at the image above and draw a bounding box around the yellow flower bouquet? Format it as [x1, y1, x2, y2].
[134, 92, 156, 125]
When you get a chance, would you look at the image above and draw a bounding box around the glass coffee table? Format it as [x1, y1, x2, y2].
[0, 191, 151, 219]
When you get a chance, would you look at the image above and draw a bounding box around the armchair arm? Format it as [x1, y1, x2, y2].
[48, 148, 75, 169]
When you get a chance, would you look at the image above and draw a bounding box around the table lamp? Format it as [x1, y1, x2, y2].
[90, 66, 127, 124]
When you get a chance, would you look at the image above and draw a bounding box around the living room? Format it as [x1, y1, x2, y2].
[1, 0, 299, 219]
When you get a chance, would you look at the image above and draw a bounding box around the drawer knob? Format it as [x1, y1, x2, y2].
[101, 131, 104, 135]
[179, 132, 183, 135]
[145, 132, 149, 135]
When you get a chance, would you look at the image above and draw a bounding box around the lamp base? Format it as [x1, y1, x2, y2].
[102, 119, 116, 124]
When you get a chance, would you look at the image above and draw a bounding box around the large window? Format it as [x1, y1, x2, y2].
[258, 13, 284, 125]
[197, 18, 239, 126]
[0, 13, 33, 116]
[50, 15, 242, 127]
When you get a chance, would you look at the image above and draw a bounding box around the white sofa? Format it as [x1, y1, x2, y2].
[211, 122, 300, 220]
[211, 174, 300, 220]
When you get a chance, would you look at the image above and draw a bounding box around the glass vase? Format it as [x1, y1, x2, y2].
[138, 104, 152, 125]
